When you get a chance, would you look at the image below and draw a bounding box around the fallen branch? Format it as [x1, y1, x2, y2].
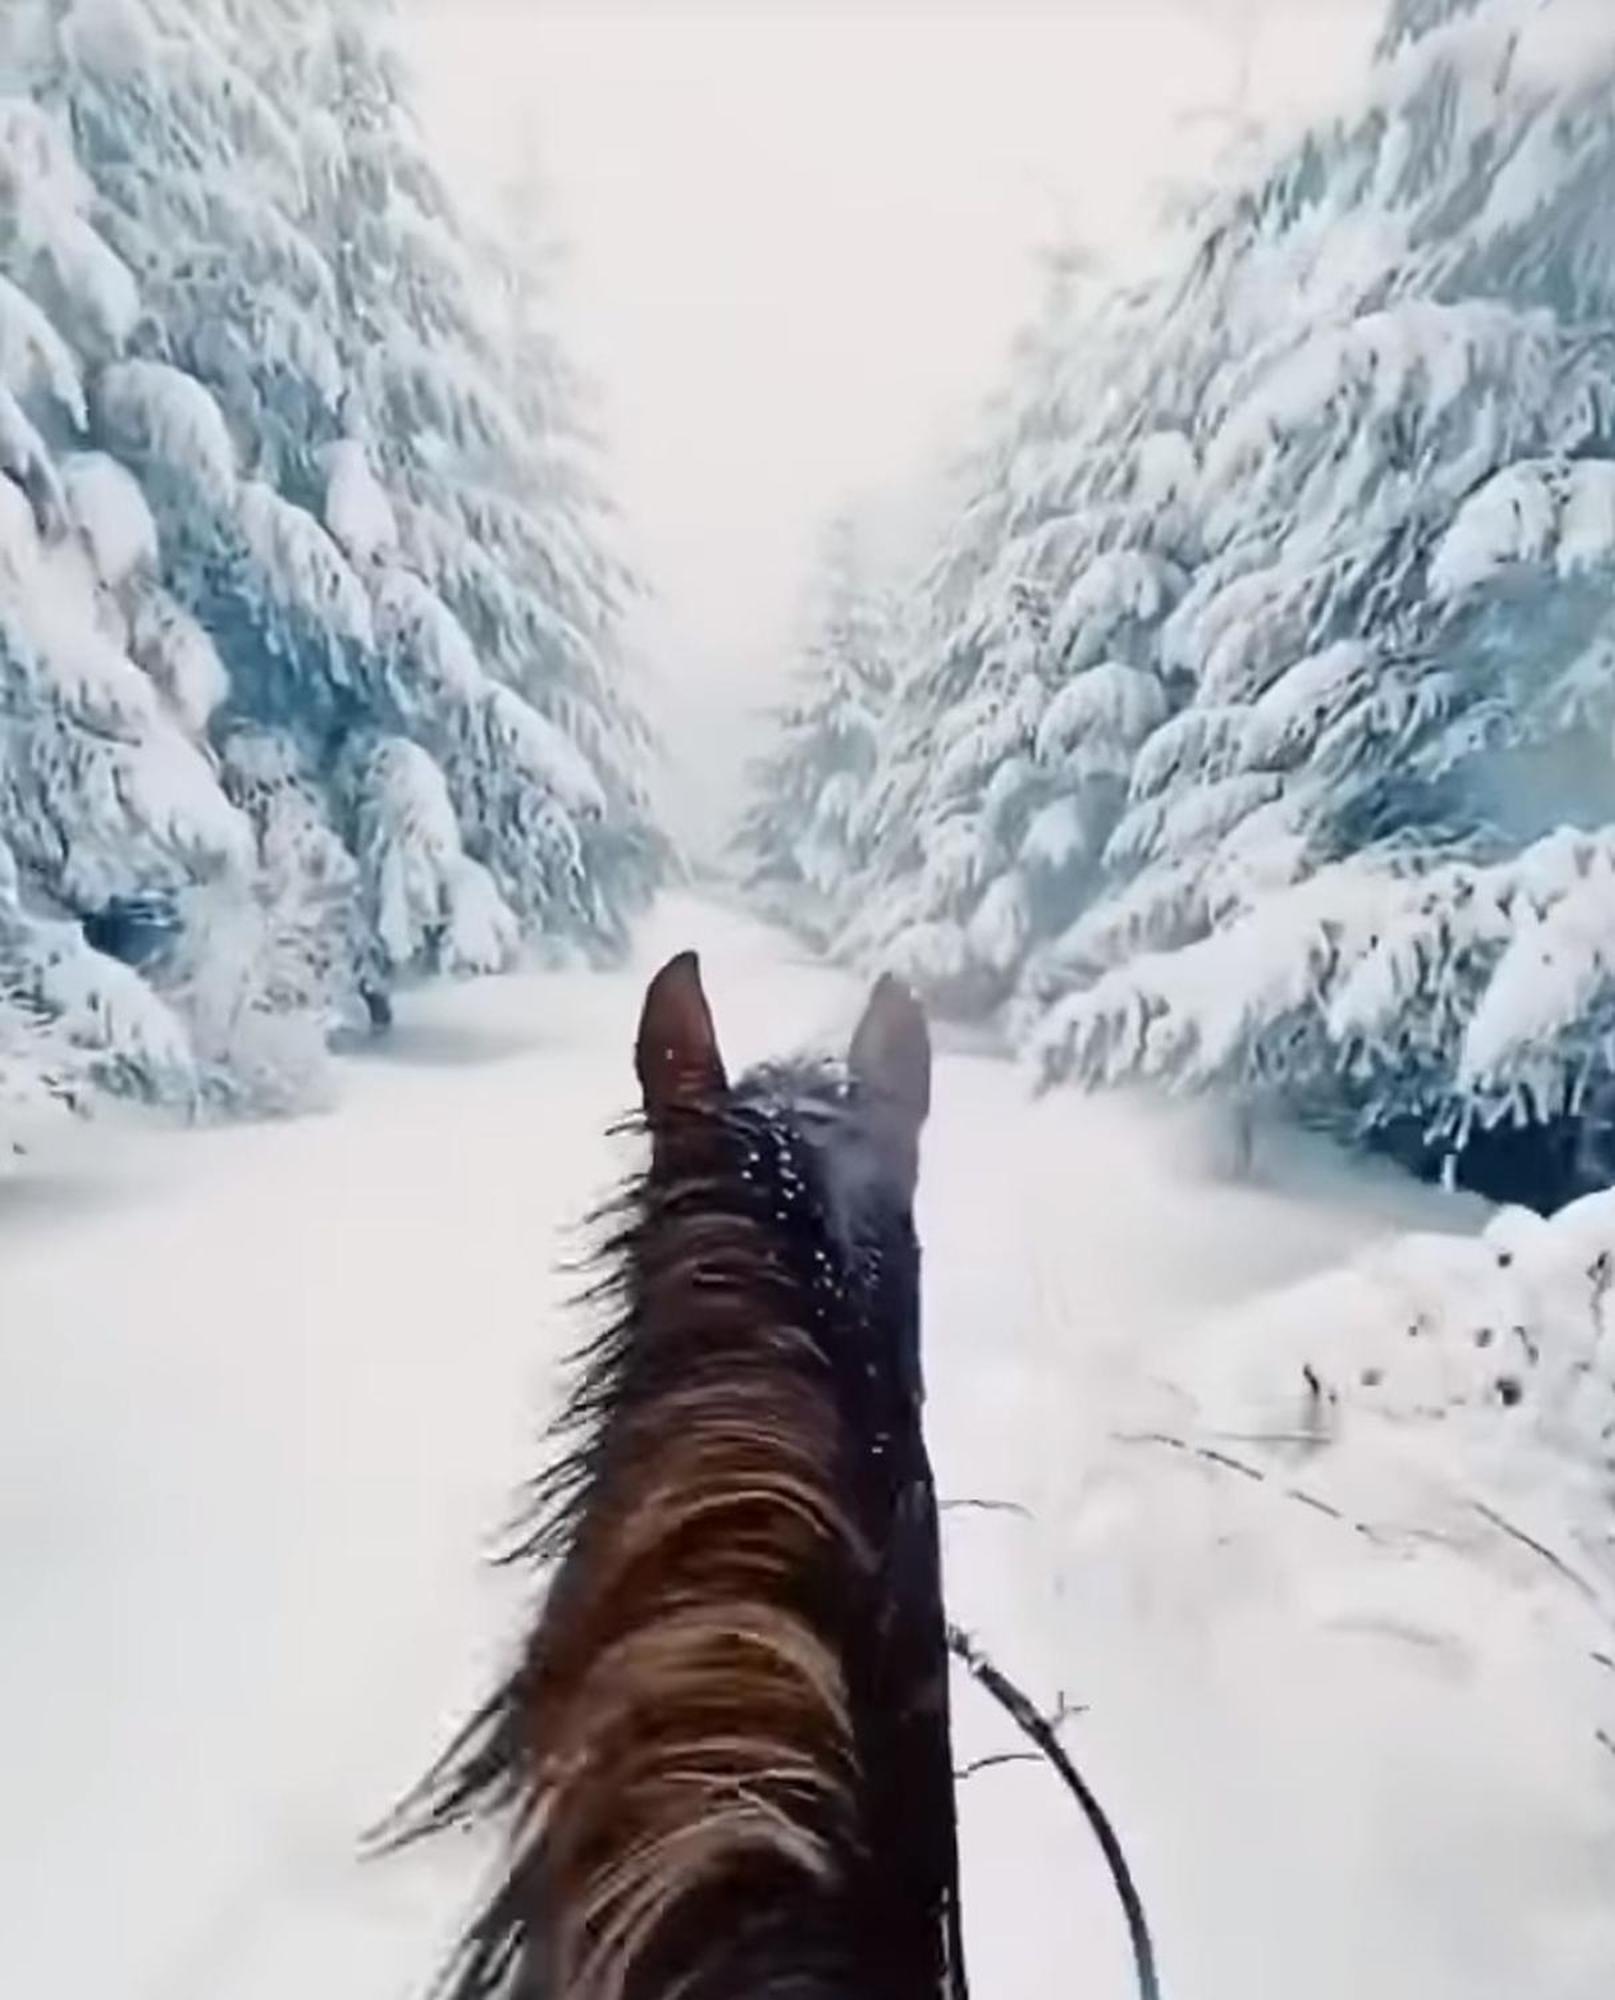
[947, 1623, 1161, 2000]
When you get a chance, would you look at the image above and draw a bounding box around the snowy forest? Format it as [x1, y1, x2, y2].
[0, 0, 660, 1138]
[740, 0, 1615, 1211]
[10, 4, 1615, 2000]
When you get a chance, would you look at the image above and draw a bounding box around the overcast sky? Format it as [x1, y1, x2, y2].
[399, 0, 1384, 856]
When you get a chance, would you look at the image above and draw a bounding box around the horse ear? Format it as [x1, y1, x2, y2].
[636, 950, 727, 1118]
[850, 974, 931, 1190]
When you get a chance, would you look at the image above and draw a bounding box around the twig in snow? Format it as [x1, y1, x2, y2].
[1197, 1428, 1332, 1450]
[942, 1497, 1035, 1520]
[1191, 1443, 1266, 1484]
[1470, 1500, 1599, 1605]
[1590, 1252, 1612, 1339]
[1114, 1428, 1264, 1482]
[957, 1751, 1041, 1780]
[1597, 1729, 1615, 1763]
[947, 1623, 1161, 2000]
[1113, 1429, 1384, 1543]
[1593, 1650, 1615, 1675]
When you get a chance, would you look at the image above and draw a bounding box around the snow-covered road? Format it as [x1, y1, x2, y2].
[4, 898, 1611, 2000]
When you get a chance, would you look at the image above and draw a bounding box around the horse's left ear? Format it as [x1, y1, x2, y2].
[850, 974, 931, 1192]
[636, 950, 728, 1119]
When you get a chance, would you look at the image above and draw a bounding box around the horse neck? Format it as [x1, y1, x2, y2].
[527, 1177, 958, 2000]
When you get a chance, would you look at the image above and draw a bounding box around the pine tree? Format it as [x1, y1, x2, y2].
[0, 0, 661, 1119]
[75, 0, 657, 929]
[1, 829, 103, 1158]
[484, 156, 664, 949]
[0, 80, 248, 1103]
[840, 245, 1193, 1015]
[1025, 0, 1615, 1189]
[796, 0, 1615, 1199]
[737, 516, 898, 949]
[296, 5, 656, 956]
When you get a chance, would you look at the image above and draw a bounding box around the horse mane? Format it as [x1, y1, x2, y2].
[383, 1073, 964, 2000]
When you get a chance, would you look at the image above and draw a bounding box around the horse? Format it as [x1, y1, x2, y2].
[385, 949, 967, 2000]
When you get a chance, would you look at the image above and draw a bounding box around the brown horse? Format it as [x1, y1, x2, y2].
[387, 951, 966, 2000]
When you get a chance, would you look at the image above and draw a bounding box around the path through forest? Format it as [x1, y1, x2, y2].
[5, 896, 1610, 2000]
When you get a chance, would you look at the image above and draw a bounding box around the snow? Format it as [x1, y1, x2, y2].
[1136, 770, 1284, 874]
[61, 450, 158, 588]
[322, 438, 398, 570]
[0, 520, 253, 906]
[1021, 794, 1088, 874]
[1433, 461, 1566, 598]
[1557, 460, 1615, 577]
[21, 908, 196, 1083]
[363, 330, 521, 463]
[1034, 661, 1167, 772]
[1502, 0, 1615, 101]
[0, 271, 86, 423]
[919, 812, 993, 908]
[1048, 549, 1185, 670]
[1130, 428, 1196, 511]
[17, 542, 149, 734]
[1052, 857, 1207, 975]
[0, 1003, 77, 1156]
[352, 736, 518, 978]
[0, 842, 85, 1152]
[965, 870, 1031, 977]
[127, 588, 230, 733]
[1244, 639, 1377, 763]
[59, 0, 165, 83]
[478, 683, 609, 819]
[33, 203, 140, 356]
[168, 876, 340, 1118]
[1127, 705, 1251, 802]
[0, 386, 60, 531]
[371, 566, 484, 707]
[237, 481, 374, 648]
[1461, 851, 1615, 1106]
[880, 914, 972, 992]
[97, 359, 239, 505]
[4, 896, 1610, 2000]
[1473, 105, 1574, 243]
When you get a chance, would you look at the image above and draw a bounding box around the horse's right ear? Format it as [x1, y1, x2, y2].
[635, 950, 728, 1119]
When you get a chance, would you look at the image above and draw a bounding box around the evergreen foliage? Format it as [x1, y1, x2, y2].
[742, 0, 1615, 1202]
[0, 0, 659, 1124]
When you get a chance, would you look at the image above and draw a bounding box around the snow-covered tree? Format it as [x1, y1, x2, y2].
[836, 245, 1199, 1015]
[1026, 0, 1615, 1194]
[486, 156, 660, 839]
[1, 832, 87, 1159]
[296, 8, 658, 952]
[0, 818, 195, 1108]
[736, 516, 899, 948]
[808, 0, 1615, 1201]
[0, 81, 249, 1107]
[0, 0, 660, 1124]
